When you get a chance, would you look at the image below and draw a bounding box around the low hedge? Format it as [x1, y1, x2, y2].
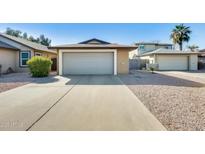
[27, 56, 52, 77]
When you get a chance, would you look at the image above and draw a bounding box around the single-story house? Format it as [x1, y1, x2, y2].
[49, 38, 137, 75]
[0, 33, 57, 73]
[140, 48, 199, 71]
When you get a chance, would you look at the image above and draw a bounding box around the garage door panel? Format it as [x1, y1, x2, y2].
[158, 55, 188, 70]
[63, 52, 114, 75]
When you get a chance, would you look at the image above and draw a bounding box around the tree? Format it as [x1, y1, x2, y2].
[22, 32, 28, 39]
[28, 36, 40, 43]
[4, 27, 51, 46]
[28, 36, 36, 42]
[187, 45, 199, 52]
[6, 27, 22, 37]
[39, 35, 51, 46]
[170, 24, 192, 51]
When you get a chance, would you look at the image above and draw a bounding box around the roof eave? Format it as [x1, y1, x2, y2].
[142, 52, 200, 56]
[0, 46, 19, 50]
[34, 49, 57, 54]
[49, 46, 137, 50]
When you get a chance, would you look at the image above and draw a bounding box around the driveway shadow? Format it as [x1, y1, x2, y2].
[64, 75, 123, 85]
[119, 71, 205, 88]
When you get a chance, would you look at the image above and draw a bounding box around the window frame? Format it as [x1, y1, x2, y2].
[35, 52, 42, 56]
[19, 51, 31, 67]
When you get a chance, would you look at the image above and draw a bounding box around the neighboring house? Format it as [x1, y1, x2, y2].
[140, 48, 198, 71]
[49, 38, 137, 75]
[0, 33, 57, 74]
[129, 42, 173, 59]
[199, 49, 205, 63]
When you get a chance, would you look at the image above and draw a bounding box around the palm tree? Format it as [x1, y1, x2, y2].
[187, 45, 199, 52]
[170, 24, 192, 51]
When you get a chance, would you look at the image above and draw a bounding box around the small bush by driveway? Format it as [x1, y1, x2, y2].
[119, 71, 205, 131]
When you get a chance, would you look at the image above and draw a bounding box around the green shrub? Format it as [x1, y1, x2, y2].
[27, 56, 52, 77]
[149, 66, 155, 74]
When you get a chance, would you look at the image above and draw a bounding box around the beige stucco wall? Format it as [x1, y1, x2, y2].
[189, 54, 198, 70]
[0, 48, 17, 73]
[117, 49, 129, 74]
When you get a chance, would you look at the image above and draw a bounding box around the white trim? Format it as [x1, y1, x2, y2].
[58, 49, 117, 75]
[59, 50, 63, 75]
[114, 50, 117, 75]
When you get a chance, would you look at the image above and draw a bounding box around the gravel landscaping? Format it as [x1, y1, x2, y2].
[0, 73, 57, 93]
[119, 70, 205, 131]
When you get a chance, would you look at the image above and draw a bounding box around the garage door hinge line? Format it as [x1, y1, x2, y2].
[25, 78, 81, 131]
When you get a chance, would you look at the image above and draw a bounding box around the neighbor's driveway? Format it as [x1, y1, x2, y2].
[156, 71, 205, 84]
[0, 75, 165, 131]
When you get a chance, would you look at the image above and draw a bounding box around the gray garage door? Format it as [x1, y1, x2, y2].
[157, 55, 188, 70]
[62, 52, 114, 75]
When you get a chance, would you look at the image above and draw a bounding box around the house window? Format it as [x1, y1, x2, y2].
[35, 52, 42, 56]
[139, 45, 145, 51]
[20, 51, 30, 67]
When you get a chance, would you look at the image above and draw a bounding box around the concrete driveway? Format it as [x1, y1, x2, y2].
[0, 75, 165, 131]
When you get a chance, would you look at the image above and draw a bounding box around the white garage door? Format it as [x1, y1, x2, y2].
[62, 52, 114, 75]
[158, 55, 188, 70]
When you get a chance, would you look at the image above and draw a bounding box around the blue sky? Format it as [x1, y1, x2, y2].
[0, 23, 205, 49]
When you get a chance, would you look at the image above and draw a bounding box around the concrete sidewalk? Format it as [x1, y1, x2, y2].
[0, 75, 165, 131]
